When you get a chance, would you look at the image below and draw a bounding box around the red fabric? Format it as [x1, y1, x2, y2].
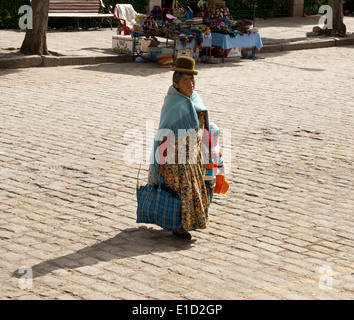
[158, 131, 172, 163]
[158, 126, 214, 164]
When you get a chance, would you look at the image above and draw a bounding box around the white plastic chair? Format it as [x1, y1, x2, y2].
[114, 4, 138, 35]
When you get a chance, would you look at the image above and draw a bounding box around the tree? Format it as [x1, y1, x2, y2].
[328, 0, 346, 36]
[20, 0, 50, 55]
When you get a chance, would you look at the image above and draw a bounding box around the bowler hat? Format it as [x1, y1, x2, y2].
[171, 56, 198, 75]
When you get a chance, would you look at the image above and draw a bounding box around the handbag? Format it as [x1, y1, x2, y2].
[136, 167, 182, 231]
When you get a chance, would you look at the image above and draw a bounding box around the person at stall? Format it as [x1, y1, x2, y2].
[149, 56, 210, 240]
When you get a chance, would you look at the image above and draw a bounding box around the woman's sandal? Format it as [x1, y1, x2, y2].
[172, 230, 192, 240]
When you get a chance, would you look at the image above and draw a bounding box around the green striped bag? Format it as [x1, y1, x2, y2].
[136, 167, 181, 231]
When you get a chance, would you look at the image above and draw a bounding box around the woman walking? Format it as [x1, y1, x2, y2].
[149, 56, 210, 240]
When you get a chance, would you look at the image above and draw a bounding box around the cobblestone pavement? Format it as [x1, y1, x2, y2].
[0, 45, 353, 300]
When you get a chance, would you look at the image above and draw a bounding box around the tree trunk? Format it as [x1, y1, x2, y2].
[328, 0, 346, 36]
[20, 0, 50, 55]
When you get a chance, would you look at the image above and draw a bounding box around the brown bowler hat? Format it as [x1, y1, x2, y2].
[171, 56, 198, 75]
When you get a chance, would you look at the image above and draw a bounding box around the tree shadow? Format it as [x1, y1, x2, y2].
[0, 68, 24, 76]
[261, 58, 325, 72]
[0, 49, 24, 62]
[75, 55, 275, 76]
[11, 227, 196, 279]
[338, 44, 354, 49]
[75, 61, 174, 76]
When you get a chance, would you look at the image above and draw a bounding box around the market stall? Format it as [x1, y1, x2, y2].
[130, 29, 212, 63]
[203, 0, 263, 61]
[113, 0, 263, 65]
[211, 31, 262, 62]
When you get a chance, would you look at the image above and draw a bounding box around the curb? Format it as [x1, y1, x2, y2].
[1, 36, 353, 69]
[0, 55, 43, 68]
[0, 53, 132, 69]
[243, 35, 354, 56]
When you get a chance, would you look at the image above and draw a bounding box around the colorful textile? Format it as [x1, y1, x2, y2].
[162, 112, 209, 231]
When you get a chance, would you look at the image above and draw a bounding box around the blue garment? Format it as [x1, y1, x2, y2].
[149, 85, 209, 185]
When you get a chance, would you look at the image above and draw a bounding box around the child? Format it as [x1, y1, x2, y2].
[204, 122, 229, 206]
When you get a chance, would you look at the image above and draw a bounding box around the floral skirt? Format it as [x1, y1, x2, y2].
[162, 162, 209, 231]
[162, 111, 209, 231]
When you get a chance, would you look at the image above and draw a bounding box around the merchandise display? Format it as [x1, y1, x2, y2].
[141, 0, 259, 47]
[113, 0, 263, 63]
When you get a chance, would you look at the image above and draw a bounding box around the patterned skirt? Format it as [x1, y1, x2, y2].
[162, 112, 209, 231]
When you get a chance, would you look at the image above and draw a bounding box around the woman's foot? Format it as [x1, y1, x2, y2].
[172, 227, 192, 240]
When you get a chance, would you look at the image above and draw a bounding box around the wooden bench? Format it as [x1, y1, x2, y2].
[48, 0, 114, 29]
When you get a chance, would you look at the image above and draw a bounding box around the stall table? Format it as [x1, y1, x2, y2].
[130, 30, 261, 63]
[131, 30, 212, 63]
[211, 32, 263, 62]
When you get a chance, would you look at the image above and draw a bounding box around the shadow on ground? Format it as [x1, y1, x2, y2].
[0, 68, 24, 76]
[11, 227, 196, 279]
[74, 53, 290, 76]
[81, 47, 116, 55]
[261, 59, 326, 72]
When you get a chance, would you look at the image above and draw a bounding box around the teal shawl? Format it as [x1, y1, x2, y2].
[149, 85, 209, 185]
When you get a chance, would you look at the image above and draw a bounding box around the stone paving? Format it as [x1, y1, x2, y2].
[0, 28, 354, 300]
